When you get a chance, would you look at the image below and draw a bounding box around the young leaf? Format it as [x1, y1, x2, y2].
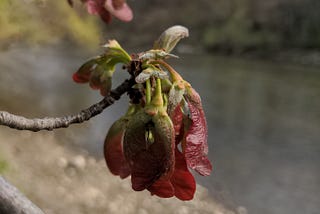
[135, 66, 168, 84]
[104, 116, 131, 179]
[73, 40, 131, 96]
[183, 88, 212, 176]
[72, 57, 101, 83]
[153, 25, 189, 53]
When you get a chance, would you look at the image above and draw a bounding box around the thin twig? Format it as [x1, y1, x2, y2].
[0, 78, 135, 132]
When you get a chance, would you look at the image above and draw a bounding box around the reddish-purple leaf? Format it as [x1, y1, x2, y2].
[147, 178, 174, 198]
[171, 148, 196, 200]
[170, 105, 184, 145]
[183, 88, 212, 176]
[104, 117, 131, 179]
[72, 59, 98, 83]
[147, 147, 196, 200]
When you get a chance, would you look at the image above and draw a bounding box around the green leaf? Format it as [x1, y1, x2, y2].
[103, 39, 131, 64]
[72, 56, 102, 83]
[73, 40, 131, 96]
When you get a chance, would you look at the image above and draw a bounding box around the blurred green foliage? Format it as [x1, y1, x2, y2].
[0, 0, 100, 49]
[122, 0, 320, 54]
[202, 0, 280, 53]
[1, 0, 319, 53]
[270, 0, 320, 49]
[201, 0, 320, 53]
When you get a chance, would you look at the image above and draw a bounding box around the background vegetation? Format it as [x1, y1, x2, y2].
[0, 0, 100, 49]
[1, 0, 320, 54]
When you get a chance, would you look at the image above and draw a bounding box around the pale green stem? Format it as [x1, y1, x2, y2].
[162, 93, 168, 110]
[151, 78, 164, 107]
[145, 79, 152, 105]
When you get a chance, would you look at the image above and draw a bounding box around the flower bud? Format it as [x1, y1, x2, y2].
[123, 109, 175, 191]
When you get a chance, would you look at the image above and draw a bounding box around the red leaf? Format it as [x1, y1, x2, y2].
[147, 178, 174, 198]
[73, 72, 89, 83]
[171, 106, 183, 136]
[184, 89, 212, 176]
[171, 106, 184, 145]
[72, 59, 98, 83]
[104, 118, 130, 179]
[171, 148, 196, 200]
[147, 148, 196, 200]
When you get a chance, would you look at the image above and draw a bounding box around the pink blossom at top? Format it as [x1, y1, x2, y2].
[84, 0, 133, 23]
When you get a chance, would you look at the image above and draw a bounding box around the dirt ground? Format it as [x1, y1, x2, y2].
[0, 128, 245, 214]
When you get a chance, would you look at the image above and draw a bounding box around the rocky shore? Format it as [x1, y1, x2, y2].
[0, 129, 246, 214]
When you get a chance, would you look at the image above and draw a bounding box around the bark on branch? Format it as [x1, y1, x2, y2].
[0, 78, 135, 132]
[0, 176, 44, 214]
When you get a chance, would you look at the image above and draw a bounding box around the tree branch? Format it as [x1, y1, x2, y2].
[0, 176, 44, 214]
[0, 78, 135, 132]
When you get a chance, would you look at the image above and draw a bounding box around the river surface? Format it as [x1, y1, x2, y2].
[1, 45, 320, 214]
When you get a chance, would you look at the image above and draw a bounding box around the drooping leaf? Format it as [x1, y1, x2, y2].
[183, 88, 212, 176]
[104, 116, 131, 179]
[171, 148, 196, 200]
[147, 178, 174, 198]
[170, 105, 184, 144]
[153, 25, 189, 53]
[72, 57, 101, 83]
[73, 40, 131, 96]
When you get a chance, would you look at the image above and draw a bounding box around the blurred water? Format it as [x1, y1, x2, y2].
[173, 55, 320, 214]
[0, 46, 320, 214]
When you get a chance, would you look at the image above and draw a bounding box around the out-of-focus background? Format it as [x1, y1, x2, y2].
[0, 0, 320, 213]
